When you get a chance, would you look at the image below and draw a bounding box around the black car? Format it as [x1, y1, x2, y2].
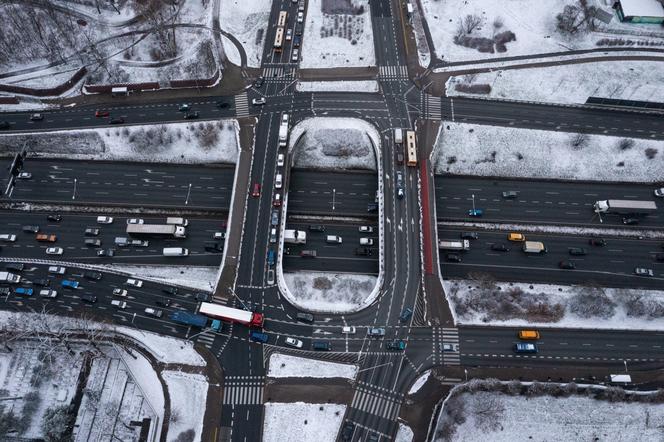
[194, 292, 209, 302]
[6, 263, 24, 272]
[589, 238, 607, 247]
[502, 190, 519, 199]
[622, 217, 639, 225]
[296, 312, 314, 323]
[97, 248, 115, 257]
[0, 287, 11, 296]
[399, 308, 413, 322]
[47, 214, 62, 222]
[32, 279, 50, 287]
[460, 232, 478, 240]
[367, 202, 378, 212]
[184, 111, 199, 120]
[253, 77, 264, 88]
[81, 294, 97, 304]
[85, 238, 101, 247]
[22, 225, 39, 233]
[217, 101, 230, 109]
[355, 247, 372, 256]
[162, 286, 178, 295]
[559, 260, 576, 270]
[204, 241, 224, 252]
[0, 121, 10, 130]
[293, 35, 301, 47]
[568, 247, 587, 256]
[490, 243, 509, 252]
[109, 117, 125, 124]
[655, 253, 664, 262]
[446, 253, 462, 262]
[156, 298, 172, 307]
[341, 421, 355, 441]
[308, 225, 325, 232]
[84, 271, 103, 280]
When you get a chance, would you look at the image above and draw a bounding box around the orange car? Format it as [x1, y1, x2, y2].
[36, 233, 57, 242]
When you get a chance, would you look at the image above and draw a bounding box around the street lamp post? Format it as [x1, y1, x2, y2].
[72, 178, 77, 200]
[464, 368, 468, 382]
[332, 188, 336, 210]
[471, 194, 476, 213]
[185, 183, 192, 205]
[623, 360, 628, 372]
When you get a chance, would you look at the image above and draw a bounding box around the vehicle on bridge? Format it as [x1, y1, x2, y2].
[438, 239, 470, 251]
[284, 229, 306, 244]
[126, 223, 186, 238]
[0, 272, 21, 283]
[593, 199, 657, 215]
[278, 116, 289, 148]
[198, 302, 264, 327]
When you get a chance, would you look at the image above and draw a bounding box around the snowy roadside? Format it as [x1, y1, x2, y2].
[396, 423, 414, 442]
[163, 371, 208, 442]
[262, 402, 346, 442]
[439, 221, 664, 239]
[445, 279, 664, 331]
[267, 354, 358, 380]
[296, 80, 379, 93]
[101, 265, 219, 292]
[434, 121, 664, 183]
[219, 0, 271, 68]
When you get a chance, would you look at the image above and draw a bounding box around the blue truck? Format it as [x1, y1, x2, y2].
[169, 310, 222, 331]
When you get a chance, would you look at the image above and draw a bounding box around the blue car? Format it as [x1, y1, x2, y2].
[250, 331, 268, 343]
[515, 343, 538, 354]
[267, 249, 276, 267]
[468, 208, 484, 217]
[61, 279, 79, 289]
[15, 287, 33, 296]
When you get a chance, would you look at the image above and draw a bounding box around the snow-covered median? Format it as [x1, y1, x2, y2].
[267, 354, 358, 380]
[446, 279, 664, 331]
[262, 403, 346, 442]
[163, 371, 208, 442]
[408, 370, 431, 395]
[296, 80, 379, 93]
[300, 0, 376, 69]
[434, 122, 664, 183]
[102, 265, 219, 292]
[282, 271, 378, 314]
[0, 120, 239, 164]
[446, 61, 664, 105]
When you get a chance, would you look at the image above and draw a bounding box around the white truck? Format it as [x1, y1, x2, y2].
[593, 199, 657, 215]
[278, 123, 289, 148]
[0, 272, 21, 283]
[126, 224, 186, 238]
[438, 240, 470, 251]
[284, 229, 306, 244]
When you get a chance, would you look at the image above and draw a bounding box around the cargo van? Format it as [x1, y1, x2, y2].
[163, 247, 189, 256]
[522, 241, 547, 254]
[166, 217, 188, 226]
[275, 174, 283, 189]
[518, 330, 540, 340]
[326, 235, 342, 244]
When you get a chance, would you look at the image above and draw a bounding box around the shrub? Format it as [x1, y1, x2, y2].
[645, 147, 658, 159]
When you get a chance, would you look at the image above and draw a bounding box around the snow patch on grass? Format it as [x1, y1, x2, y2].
[219, 0, 270, 68]
[283, 271, 378, 313]
[163, 371, 208, 442]
[263, 402, 346, 442]
[102, 265, 219, 292]
[408, 370, 431, 395]
[267, 353, 358, 380]
[396, 423, 414, 442]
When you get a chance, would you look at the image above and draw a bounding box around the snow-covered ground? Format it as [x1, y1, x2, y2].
[289, 117, 380, 171]
[410, 0, 431, 68]
[103, 265, 219, 292]
[296, 80, 379, 93]
[267, 354, 358, 380]
[446, 61, 664, 105]
[395, 423, 414, 442]
[282, 271, 378, 313]
[421, 0, 664, 64]
[435, 389, 664, 442]
[434, 122, 664, 183]
[163, 371, 208, 442]
[219, 0, 271, 68]
[0, 119, 239, 164]
[408, 370, 431, 395]
[446, 279, 664, 331]
[300, 0, 376, 69]
[262, 402, 346, 442]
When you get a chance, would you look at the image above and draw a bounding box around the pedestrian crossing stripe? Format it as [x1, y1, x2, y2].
[262, 66, 295, 80]
[425, 95, 442, 119]
[235, 92, 249, 118]
[222, 383, 263, 405]
[350, 386, 402, 422]
[379, 65, 408, 80]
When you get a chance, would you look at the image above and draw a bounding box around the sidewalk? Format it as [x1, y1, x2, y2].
[196, 344, 225, 442]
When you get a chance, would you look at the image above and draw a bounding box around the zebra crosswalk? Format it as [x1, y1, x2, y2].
[196, 329, 216, 349]
[349, 382, 403, 422]
[235, 92, 249, 118]
[441, 327, 461, 366]
[262, 66, 295, 80]
[425, 94, 442, 119]
[223, 375, 264, 406]
[379, 65, 408, 80]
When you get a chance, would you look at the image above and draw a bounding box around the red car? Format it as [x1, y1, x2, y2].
[95, 110, 110, 117]
[273, 193, 281, 207]
[251, 183, 261, 197]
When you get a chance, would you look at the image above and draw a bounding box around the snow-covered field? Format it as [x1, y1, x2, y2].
[434, 122, 664, 183]
[296, 80, 379, 93]
[289, 117, 380, 171]
[421, 0, 664, 64]
[0, 119, 239, 164]
[446, 61, 664, 105]
[219, 0, 271, 67]
[103, 265, 220, 292]
[408, 370, 431, 395]
[435, 389, 664, 442]
[396, 423, 414, 442]
[262, 402, 346, 442]
[163, 371, 208, 442]
[282, 271, 378, 313]
[267, 354, 358, 380]
[300, 0, 376, 69]
[446, 279, 664, 331]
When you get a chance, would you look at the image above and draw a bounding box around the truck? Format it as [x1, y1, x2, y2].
[127, 224, 186, 238]
[198, 302, 264, 327]
[0, 272, 21, 283]
[278, 123, 289, 148]
[284, 229, 306, 244]
[593, 199, 657, 215]
[169, 310, 208, 328]
[438, 239, 470, 251]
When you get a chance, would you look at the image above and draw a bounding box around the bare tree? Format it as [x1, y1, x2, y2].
[556, 4, 585, 35]
[463, 14, 483, 34]
[571, 133, 589, 150]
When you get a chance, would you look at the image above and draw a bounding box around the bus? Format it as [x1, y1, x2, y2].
[406, 130, 417, 166]
[274, 27, 284, 52]
[277, 10, 288, 27]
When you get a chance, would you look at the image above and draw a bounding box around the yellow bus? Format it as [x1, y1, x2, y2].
[274, 27, 284, 52]
[277, 11, 288, 27]
[406, 130, 417, 166]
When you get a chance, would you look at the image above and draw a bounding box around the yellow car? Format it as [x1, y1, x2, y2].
[508, 232, 525, 242]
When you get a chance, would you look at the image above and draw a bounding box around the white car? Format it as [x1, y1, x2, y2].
[45, 247, 63, 255]
[342, 326, 356, 334]
[634, 267, 654, 277]
[48, 266, 66, 274]
[213, 232, 226, 240]
[442, 343, 459, 352]
[291, 48, 299, 62]
[252, 97, 266, 105]
[359, 238, 374, 246]
[277, 154, 285, 167]
[269, 228, 277, 243]
[17, 172, 32, 179]
[285, 337, 303, 348]
[144, 308, 163, 318]
[655, 188, 664, 197]
[285, 28, 292, 40]
[127, 218, 144, 224]
[359, 226, 373, 233]
[113, 288, 128, 297]
[39, 289, 57, 298]
[125, 278, 143, 287]
[297, 11, 304, 22]
[111, 299, 127, 309]
[0, 234, 16, 242]
[97, 216, 113, 224]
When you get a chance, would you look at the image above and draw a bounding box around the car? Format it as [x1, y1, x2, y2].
[111, 299, 127, 309]
[31, 279, 49, 287]
[17, 172, 32, 179]
[84, 271, 102, 280]
[0, 121, 11, 130]
[47, 214, 62, 222]
[277, 154, 285, 167]
[654, 188, 664, 197]
[97, 248, 115, 257]
[6, 263, 24, 272]
[367, 202, 378, 212]
[297, 11, 304, 22]
[589, 238, 607, 247]
[355, 247, 372, 256]
[131, 240, 148, 247]
[0, 234, 16, 242]
[359, 226, 374, 233]
[269, 228, 277, 243]
[285, 28, 293, 40]
[360, 238, 374, 246]
[252, 98, 266, 106]
[386, 340, 406, 351]
[0, 288, 10, 296]
[267, 249, 276, 266]
[36, 233, 57, 242]
[270, 210, 279, 226]
[85, 228, 100, 236]
[460, 232, 478, 240]
[253, 77, 265, 88]
[61, 279, 79, 289]
[514, 343, 538, 353]
[558, 260, 576, 270]
[194, 292, 210, 302]
[308, 225, 325, 232]
[273, 193, 282, 207]
[48, 266, 66, 274]
[81, 294, 97, 303]
[126, 218, 144, 225]
[285, 337, 303, 348]
[45, 247, 63, 255]
[162, 286, 178, 295]
[217, 101, 230, 109]
[634, 267, 654, 277]
[622, 217, 639, 225]
[442, 343, 459, 352]
[251, 183, 261, 197]
[95, 110, 110, 117]
[568, 247, 587, 256]
[250, 331, 269, 343]
[213, 232, 226, 240]
[144, 308, 163, 318]
[184, 111, 199, 120]
[341, 421, 355, 441]
[468, 208, 483, 217]
[396, 151, 404, 164]
[312, 341, 331, 351]
[109, 117, 124, 124]
[368, 328, 385, 337]
[113, 288, 128, 297]
[126, 278, 143, 287]
[39, 289, 57, 298]
[293, 35, 301, 47]
[22, 225, 39, 233]
[655, 253, 664, 262]
[296, 312, 314, 323]
[291, 48, 299, 62]
[508, 232, 525, 242]
[267, 269, 275, 285]
[85, 238, 101, 247]
[502, 190, 519, 199]
[15, 287, 34, 296]
[30, 113, 44, 121]
[300, 250, 317, 258]
[446, 253, 462, 262]
[178, 104, 190, 112]
[399, 308, 413, 322]
[156, 298, 171, 307]
[97, 216, 113, 224]
[205, 241, 224, 252]
[490, 243, 509, 252]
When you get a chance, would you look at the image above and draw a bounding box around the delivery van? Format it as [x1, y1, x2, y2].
[326, 235, 342, 244]
[522, 241, 547, 254]
[166, 217, 189, 226]
[162, 247, 189, 256]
